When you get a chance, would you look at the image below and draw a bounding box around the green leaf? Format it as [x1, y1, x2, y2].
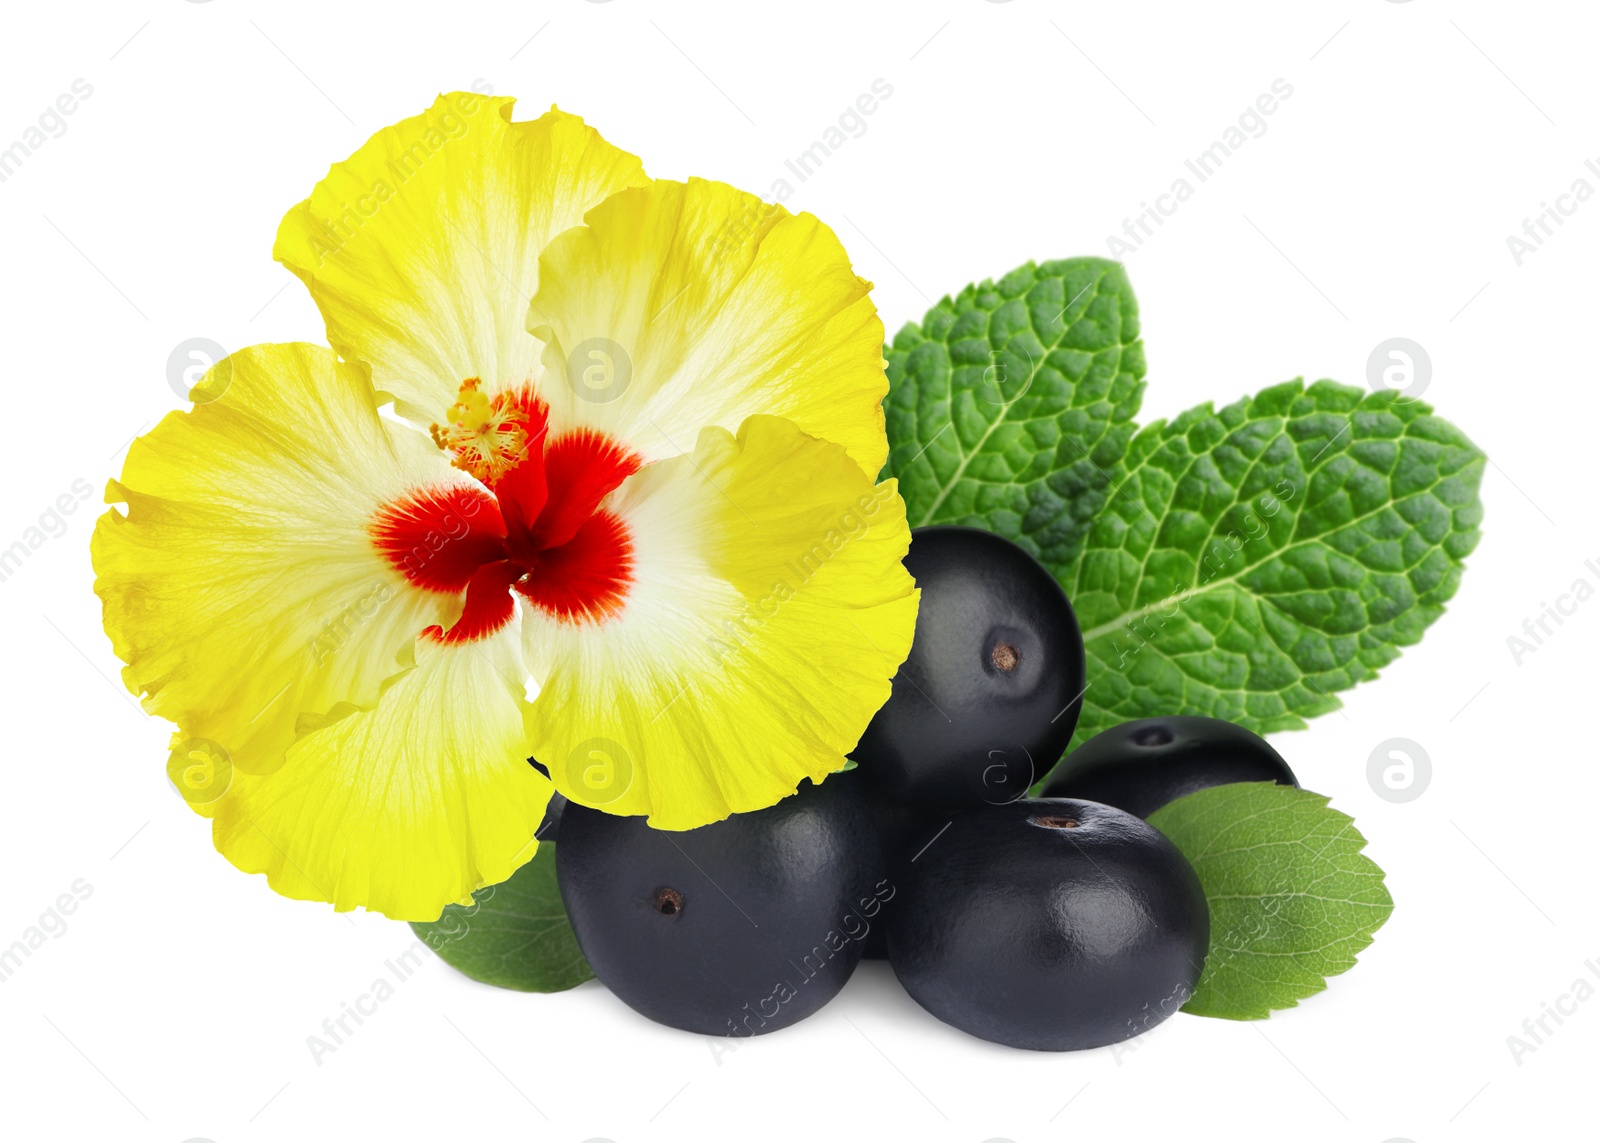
[1148, 782, 1393, 1020]
[883, 262, 1485, 766]
[409, 843, 592, 993]
[1067, 380, 1484, 744]
[882, 257, 1146, 573]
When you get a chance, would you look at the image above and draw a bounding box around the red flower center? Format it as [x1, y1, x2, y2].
[371, 384, 639, 643]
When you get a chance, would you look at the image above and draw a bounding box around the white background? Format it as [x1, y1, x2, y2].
[0, 2, 1594, 1141]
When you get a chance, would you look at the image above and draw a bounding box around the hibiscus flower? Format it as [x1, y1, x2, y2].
[91, 93, 918, 920]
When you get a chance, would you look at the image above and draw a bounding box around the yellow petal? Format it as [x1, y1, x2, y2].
[522, 414, 918, 828]
[529, 178, 889, 477]
[91, 342, 464, 776]
[213, 629, 551, 920]
[274, 94, 648, 425]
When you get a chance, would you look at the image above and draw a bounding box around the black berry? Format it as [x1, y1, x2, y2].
[853, 526, 1085, 809]
[1041, 715, 1298, 818]
[556, 774, 884, 1036]
[885, 798, 1209, 1051]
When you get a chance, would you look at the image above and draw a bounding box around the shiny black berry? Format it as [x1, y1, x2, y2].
[1041, 715, 1298, 818]
[853, 526, 1085, 809]
[885, 798, 1209, 1051]
[556, 774, 884, 1036]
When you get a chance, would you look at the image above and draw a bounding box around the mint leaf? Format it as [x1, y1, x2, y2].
[883, 263, 1484, 759]
[409, 843, 592, 993]
[1148, 782, 1393, 1020]
[882, 258, 1145, 573]
[1068, 379, 1484, 744]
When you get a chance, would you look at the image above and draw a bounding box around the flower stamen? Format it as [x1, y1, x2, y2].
[429, 378, 531, 484]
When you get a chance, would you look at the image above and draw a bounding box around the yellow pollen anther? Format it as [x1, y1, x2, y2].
[429, 378, 529, 484]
